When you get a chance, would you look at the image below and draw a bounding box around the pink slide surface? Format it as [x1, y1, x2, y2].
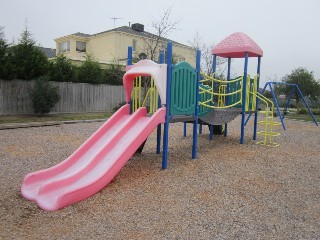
[21, 104, 166, 211]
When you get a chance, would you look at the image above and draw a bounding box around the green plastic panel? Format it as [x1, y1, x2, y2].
[199, 85, 213, 116]
[170, 62, 197, 115]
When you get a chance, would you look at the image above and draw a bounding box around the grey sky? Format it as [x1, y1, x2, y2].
[1, 0, 319, 86]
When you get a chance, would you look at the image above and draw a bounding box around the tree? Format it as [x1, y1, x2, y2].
[141, 6, 180, 61]
[281, 67, 320, 108]
[49, 54, 75, 82]
[188, 32, 227, 77]
[0, 26, 15, 79]
[104, 60, 125, 85]
[76, 55, 104, 84]
[31, 76, 60, 114]
[10, 26, 48, 80]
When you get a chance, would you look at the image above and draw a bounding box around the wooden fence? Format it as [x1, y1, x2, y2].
[0, 80, 125, 115]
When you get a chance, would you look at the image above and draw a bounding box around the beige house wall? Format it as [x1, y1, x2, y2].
[55, 29, 196, 67]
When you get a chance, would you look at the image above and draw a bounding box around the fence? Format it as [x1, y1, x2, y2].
[0, 80, 125, 115]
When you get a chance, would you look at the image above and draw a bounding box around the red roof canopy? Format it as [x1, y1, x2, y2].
[212, 32, 263, 58]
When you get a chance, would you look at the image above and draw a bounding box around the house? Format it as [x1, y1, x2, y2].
[39, 47, 56, 59]
[54, 23, 196, 67]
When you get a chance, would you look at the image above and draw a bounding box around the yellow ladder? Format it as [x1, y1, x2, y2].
[254, 92, 281, 147]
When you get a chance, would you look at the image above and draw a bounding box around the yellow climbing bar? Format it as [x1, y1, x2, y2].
[131, 76, 158, 114]
[252, 92, 280, 147]
[199, 73, 243, 109]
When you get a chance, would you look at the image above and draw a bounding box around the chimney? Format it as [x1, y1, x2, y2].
[131, 23, 144, 32]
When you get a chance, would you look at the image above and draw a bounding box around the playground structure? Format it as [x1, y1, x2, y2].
[21, 32, 285, 211]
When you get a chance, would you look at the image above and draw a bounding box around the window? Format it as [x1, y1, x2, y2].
[76, 41, 86, 52]
[59, 41, 70, 53]
[132, 39, 137, 51]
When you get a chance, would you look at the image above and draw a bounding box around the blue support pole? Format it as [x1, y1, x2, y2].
[224, 57, 231, 137]
[127, 46, 133, 65]
[183, 122, 187, 138]
[253, 56, 261, 140]
[192, 49, 201, 159]
[156, 50, 165, 154]
[295, 84, 318, 126]
[210, 54, 217, 141]
[162, 42, 172, 169]
[127, 46, 133, 113]
[240, 52, 249, 144]
[269, 83, 285, 130]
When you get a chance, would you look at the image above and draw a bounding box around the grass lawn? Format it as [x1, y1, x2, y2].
[285, 112, 320, 123]
[0, 112, 112, 124]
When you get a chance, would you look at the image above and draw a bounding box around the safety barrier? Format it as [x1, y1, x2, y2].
[199, 73, 243, 109]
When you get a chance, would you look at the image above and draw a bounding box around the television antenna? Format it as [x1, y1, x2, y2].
[110, 17, 123, 28]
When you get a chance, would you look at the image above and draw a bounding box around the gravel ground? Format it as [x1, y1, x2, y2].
[0, 116, 319, 239]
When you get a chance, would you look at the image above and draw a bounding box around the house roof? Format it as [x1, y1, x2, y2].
[39, 47, 56, 58]
[73, 32, 91, 38]
[212, 32, 263, 58]
[72, 25, 191, 48]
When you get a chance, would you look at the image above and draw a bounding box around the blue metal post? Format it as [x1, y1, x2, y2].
[253, 56, 261, 140]
[162, 42, 172, 169]
[192, 49, 201, 159]
[156, 50, 165, 154]
[127, 46, 133, 113]
[210, 54, 217, 141]
[295, 84, 318, 126]
[183, 122, 187, 137]
[127, 46, 132, 65]
[240, 52, 249, 144]
[224, 57, 231, 137]
[269, 83, 285, 130]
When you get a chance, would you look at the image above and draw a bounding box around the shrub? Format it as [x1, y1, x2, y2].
[31, 76, 60, 114]
[313, 108, 320, 115]
[104, 61, 125, 85]
[76, 55, 103, 84]
[49, 55, 75, 82]
[298, 108, 308, 114]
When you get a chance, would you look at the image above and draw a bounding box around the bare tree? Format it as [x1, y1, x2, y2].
[142, 6, 180, 61]
[188, 32, 227, 78]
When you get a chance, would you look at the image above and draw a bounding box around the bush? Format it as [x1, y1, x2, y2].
[313, 108, 320, 115]
[104, 62, 125, 85]
[298, 108, 308, 114]
[49, 55, 75, 82]
[31, 76, 60, 114]
[76, 55, 103, 84]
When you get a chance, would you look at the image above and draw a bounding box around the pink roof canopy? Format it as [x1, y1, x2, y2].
[212, 32, 263, 58]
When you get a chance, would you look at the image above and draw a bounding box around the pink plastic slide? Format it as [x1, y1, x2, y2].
[21, 104, 166, 211]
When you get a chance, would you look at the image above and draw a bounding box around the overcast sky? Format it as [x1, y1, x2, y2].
[1, 0, 319, 85]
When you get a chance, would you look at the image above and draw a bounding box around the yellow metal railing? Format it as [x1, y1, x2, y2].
[253, 92, 280, 147]
[131, 76, 158, 114]
[218, 84, 227, 107]
[199, 73, 243, 109]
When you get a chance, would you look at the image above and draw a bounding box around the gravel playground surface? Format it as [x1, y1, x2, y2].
[0, 116, 319, 239]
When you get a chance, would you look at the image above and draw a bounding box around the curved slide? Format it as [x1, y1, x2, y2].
[21, 104, 166, 211]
